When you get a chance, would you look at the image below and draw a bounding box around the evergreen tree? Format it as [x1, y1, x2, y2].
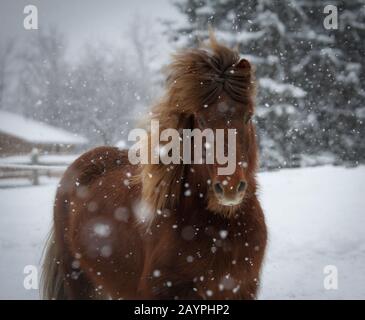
[167, 0, 365, 168]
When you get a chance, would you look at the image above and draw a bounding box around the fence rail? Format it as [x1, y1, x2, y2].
[0, 149, 73, 185]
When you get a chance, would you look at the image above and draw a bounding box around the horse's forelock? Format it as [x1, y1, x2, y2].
[165, 38, 254, 112]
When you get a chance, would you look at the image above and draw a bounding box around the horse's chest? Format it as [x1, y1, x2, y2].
[175, 233, 252, 277]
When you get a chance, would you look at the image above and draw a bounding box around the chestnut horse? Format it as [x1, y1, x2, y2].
[41, 36, 267, 300]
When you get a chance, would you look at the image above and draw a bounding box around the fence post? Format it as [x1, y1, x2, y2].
[30, 148, 39, 185]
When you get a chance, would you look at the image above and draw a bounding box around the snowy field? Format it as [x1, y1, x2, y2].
[0, 165, 364, 300]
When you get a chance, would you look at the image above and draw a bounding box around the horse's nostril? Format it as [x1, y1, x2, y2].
[214, 182, 224, 195]
[237, 181, 247, 193]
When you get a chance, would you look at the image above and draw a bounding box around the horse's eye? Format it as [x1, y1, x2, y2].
[244, 113, 252, 124]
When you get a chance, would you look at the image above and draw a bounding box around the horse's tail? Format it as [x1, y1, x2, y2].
[41, 187, 70, 300]
[40, 225, 67, 300]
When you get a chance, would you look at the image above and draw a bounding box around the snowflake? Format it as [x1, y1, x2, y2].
[153, 270, 161, 277]
[100, 245, 112, 258]
[219, 230, 228, 239]
[93, 223, 111, 238]
[186, 255, 194, 263]
[184, 189, 192, 197]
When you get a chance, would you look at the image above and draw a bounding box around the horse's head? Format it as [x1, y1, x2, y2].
[142, 34, 257, 216]
[165, 35, 257, 214]
[192, 93, 256, 212]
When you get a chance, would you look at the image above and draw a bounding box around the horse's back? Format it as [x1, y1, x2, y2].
[61, 146, 131, 186]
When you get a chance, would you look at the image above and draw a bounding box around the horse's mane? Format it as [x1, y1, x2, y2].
[138, 34, 256, 212]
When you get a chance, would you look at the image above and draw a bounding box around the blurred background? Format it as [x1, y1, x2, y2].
[0, 0, 364, 300]
[0, 0, 363, 170]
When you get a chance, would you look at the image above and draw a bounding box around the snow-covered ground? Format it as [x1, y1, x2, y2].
[0, 166, 364, 299]
[259, 166, 365, 299]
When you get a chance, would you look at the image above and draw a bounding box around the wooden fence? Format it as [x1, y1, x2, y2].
[0, 149, 71, 185]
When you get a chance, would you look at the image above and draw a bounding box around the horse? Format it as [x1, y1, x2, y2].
[41, 35, 267, 300]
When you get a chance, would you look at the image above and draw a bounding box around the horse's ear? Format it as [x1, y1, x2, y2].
[236, 58, 251, 70]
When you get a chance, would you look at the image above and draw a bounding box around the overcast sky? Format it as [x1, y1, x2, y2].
[0, 0, 181, 56]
